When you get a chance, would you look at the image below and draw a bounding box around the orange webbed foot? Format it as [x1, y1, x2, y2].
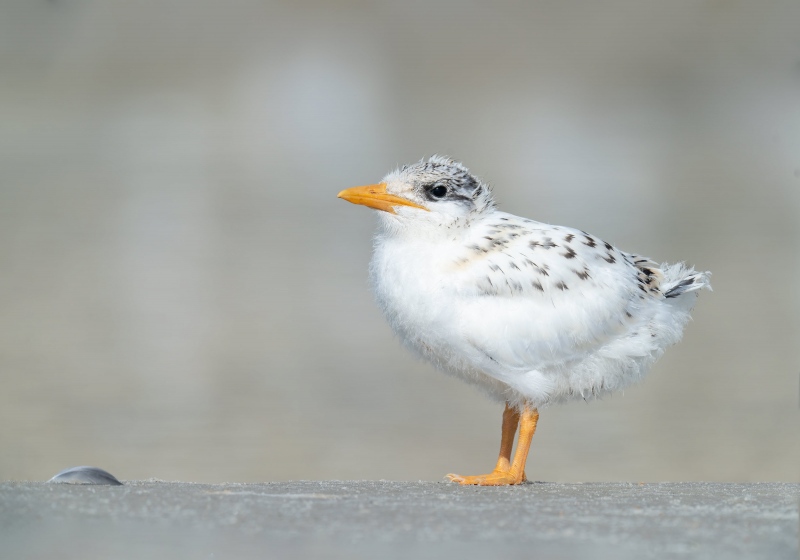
[446, 405, 538, 487]
[445, 470, 526, 486]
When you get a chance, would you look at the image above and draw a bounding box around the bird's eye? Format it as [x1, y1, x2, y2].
[431, 185, 447, 198]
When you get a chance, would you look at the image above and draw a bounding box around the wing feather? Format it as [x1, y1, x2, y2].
[450, 214, 649, 372]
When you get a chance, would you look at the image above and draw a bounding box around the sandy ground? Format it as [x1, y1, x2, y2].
[1, 481, 797, 559]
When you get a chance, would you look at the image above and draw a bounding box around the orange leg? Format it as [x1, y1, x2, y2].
[493, 403, 520, 473]
[447, 405, 539, 486]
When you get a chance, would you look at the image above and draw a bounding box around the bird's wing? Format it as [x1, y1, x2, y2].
[448, 215, 655, 371]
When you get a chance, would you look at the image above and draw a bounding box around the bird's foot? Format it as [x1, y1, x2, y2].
[445, 470, 527, 486]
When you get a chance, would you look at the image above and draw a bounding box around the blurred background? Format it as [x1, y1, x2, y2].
[1, 0, 798, 484]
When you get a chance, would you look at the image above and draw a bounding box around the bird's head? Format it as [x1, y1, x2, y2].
[338, 156, 495, 234]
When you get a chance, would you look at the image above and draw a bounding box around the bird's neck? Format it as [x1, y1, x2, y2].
[376, 208, 497, 243]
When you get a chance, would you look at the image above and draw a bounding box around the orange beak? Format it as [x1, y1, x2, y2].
[337, 183, 428, 214]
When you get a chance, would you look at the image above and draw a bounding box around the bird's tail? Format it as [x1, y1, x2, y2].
[661, 263, 712, 299]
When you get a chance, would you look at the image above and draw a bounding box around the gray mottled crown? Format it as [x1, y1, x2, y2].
[396, 155, 495, 212]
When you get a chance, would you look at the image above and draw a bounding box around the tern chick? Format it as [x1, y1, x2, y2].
[338, 156, 710, 486]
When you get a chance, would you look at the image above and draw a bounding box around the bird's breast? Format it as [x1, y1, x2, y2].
[369, 237, 464, 357]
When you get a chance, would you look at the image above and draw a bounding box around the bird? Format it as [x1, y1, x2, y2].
[337, 156, 710, 486]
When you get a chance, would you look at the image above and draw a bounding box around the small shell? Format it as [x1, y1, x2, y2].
[48, 466, 123, 486]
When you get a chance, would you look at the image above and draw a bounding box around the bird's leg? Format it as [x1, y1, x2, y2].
[506, 406, 539, 483]
[447, 404, 539, 486]
[446, 403, 517, 484]
[493, 403, 520, 473]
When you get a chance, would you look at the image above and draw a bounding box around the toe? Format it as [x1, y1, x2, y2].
[446, 473, 493, 485]
[445, 473, 465, 483]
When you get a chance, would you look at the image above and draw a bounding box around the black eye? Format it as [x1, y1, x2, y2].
[431, 185, 447, 198]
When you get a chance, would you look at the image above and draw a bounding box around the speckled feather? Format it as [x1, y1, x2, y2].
[367, 156, 710, 410]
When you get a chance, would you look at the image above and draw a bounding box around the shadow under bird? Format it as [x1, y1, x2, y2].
[338, 156, 710, 486]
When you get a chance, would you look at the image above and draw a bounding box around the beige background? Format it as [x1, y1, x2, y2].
[1, 0, 798, 483]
